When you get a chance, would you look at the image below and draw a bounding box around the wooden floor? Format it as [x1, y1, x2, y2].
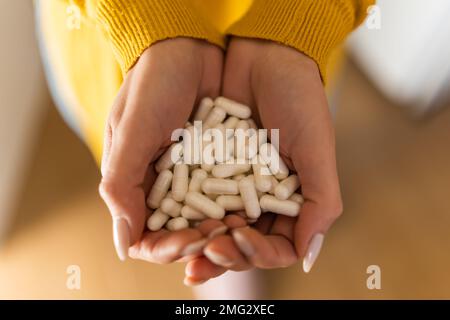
[1, 60, 450, 299]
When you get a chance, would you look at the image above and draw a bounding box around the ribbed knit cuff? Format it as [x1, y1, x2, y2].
[227, 0, 358, 81]
[96, 0, 225, 73]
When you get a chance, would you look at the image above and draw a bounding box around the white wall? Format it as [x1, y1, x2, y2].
[348, 0, 450, 114]
[0, 0, 48, 241]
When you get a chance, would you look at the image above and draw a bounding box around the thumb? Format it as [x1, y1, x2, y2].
[99, 108, 162, 261]
[289, 119, 343, 274]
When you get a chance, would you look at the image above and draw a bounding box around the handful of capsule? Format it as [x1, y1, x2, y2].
[146, 97, 304, 232]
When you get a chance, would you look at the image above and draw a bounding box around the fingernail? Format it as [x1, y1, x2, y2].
[181, 239, 208, 257]
[113, 217, 130, 261]
[183, 277, 206, 287]
[303, 233, 324, 273]
[204, 247, 233, 267]
[232, 229, 255, 257]
[209, 225, 228, 239]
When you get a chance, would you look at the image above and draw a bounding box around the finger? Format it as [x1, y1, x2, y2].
[222, 39, 260, 125]
[231, 227, 298, 269]
[99, 60, 198, 260]
[184, 257, 227, 286]
[196, 219, 228, 238]
[100, 73, 132, 176]
[222, 214, 248, 229]
[203, 235, 251, 271]
[286, 96, 343, 273]
[128, 228, 204, 264]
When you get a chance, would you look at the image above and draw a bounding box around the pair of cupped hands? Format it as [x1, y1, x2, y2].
[99, 36, 342, 286]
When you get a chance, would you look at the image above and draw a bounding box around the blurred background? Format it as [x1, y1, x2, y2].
[0, 0, 449, 299]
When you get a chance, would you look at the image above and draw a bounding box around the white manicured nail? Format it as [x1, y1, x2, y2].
[303, 233, 324, 273]
[113, 217, 130, 261]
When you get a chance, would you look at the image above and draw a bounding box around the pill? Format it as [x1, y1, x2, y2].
[181, 205, 207, 220]
[235, 120, 250, 131]
[223, 116, 240, 131]
[232, 174, 246, 181]
[247, 119, 258, 130]
[201, 162, 215, 172]
[252, 156, 273, 193]
[268, 176, 279, 194]
[201, 178, 239, 195]
[206, 193, 218, 201]
[189, 169, 208, 192]
[216, 123, 234, 139]
[289, 193, 305, 204]
[212, 163, 251, 178]
[260, 195, 300, 217]
[238, 176, 261, 219]
[234, 134, 258, 160]
[155, 143, 183, 173]
[216, 195, 244, 211]
[194, 97, 214, 121]
[215, 97, 251, 119]
[146, 209, 170, 231]
[160, 197, 182, 218]
[259, 143, 289, 180]
[274, 175, 300, 200]
[172, 164, 189, 202]
[185, 192, 225, 220]
[211, 125, 230, 163]
[204, 106, 227, 129]
[147, 170, 173, 209]
[166, 217, 189, 231]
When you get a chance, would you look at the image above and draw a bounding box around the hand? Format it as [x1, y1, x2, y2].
[184, 38, 343, 285]
[99, 38, 224, 263]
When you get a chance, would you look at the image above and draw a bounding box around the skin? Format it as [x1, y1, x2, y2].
[99, 37, 343, 284]
[99, 38, 226, 264]
[185, 38, 343, 284]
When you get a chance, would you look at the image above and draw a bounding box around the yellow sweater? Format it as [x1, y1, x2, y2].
[37, 0, 374, 163]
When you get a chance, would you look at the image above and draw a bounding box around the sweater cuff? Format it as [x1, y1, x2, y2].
[96, 0, 225, 73]
[227, 0, 360, 81]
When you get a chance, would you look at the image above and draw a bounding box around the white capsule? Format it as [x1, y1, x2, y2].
[216, 122, 235, 139]
[172, 164, 189, 202]
[232, 174, 246, 181]
[216, 195, 245, 211]
[204, 106, 227, 129]
[147, 170, 173, 209]
[252, 156, 273, 193]
[185, 192, 225, 220]
[289, 193, 305, 204]
[147, 209, 170, 231]
[201, 178, 239, 195]
[160, 198, 182, 218]
[194, 97, 214, 121]
[212, 163, 251, 178]
[206, 193, 219, 201]
[181, 205, 207, 220]
[268, 176, 279, 195]
[274, 175, 300, 200]
[260, 195, 300, 217]
[201, 162, 215, 172]
[235, 120, 250, 131]
[215, 97, 251, 119]
[247, 119, 258, 130]
[223, 116, 240, 131]
[259, 143, 289, 180]
[238, 176, 261, 219]
[234, 134, 258, 160]
[189, 169, 208, 193]
[166, 217, 189, 231]
[155, 143, 183, 173]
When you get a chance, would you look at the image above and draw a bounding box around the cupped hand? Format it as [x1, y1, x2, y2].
[99, 38, 225, 263]
[184, 37, 343, 285]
